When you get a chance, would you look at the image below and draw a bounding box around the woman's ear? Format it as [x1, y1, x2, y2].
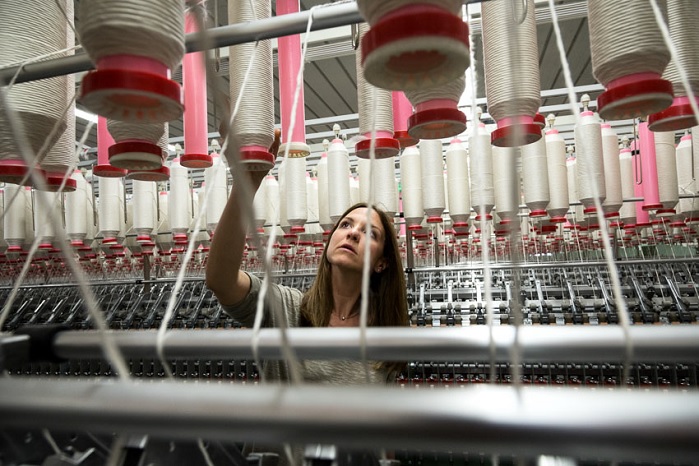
[374, 258, 388, 273]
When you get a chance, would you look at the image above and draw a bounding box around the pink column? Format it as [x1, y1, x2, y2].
[632, 140, 650, 228]
[93, 116, 126, 178]
[181, 11, 212, 169]
[276, 0, 307, 146]
[392, 91, 417, 148]
[639, 122, 662, 211]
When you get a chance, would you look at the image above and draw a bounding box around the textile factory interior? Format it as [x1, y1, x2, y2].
[1, 0, 699, 465]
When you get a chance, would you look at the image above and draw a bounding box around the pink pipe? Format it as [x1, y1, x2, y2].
[183, 12, 210, 161]
[392, 92, 412, 133]
[638, 122, 662, 211]
[276, 0, 306, 145]
[632, 140, 650, 227]
[97, 116, 115, 166]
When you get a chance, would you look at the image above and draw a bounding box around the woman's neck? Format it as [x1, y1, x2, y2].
[331, 269, 362, 318]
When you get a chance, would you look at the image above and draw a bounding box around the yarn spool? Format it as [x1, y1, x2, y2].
[369, 157, 399, 216]
[445, 138, 470, 230]
[93, 117, 126, 178]
[285, 156, 307, 233]
[406, 74, 467, 140]
[638, 122, 662, 211]
[566, 155, 584, 226]
[356, 0, 469, 91]
[392, 92, 418, 148]
[168, 158, 191, 242]
[574, 111, 606, 215]
[156, 191, 172, 253]
[132, 179, 156, 243]
[350, 175, 361, 206]
[98, 177, 123, 245]
[227, 0, 275, 171]
[22, 187, 35, 251]
[316, 151, 333, 233]
[357, 158, 370, 203]
[78, 0, 185, 123]
[482, 0, 541, 147]
[493, 146, 520, 226]
[0, 1, 69, 185]
[181, 8, 212, 168]
[277, 158, 290, 234]
[204, 153, 228, 234]
[277, 0, 311, 160]
[587, 0, 672, 120]
[654, 131, 679, 216]
[264, 174, 281, 234]
[127, 124, 171, 182]
[648, 2, 699, 131]
[521, 131, 550, 218]
[306, 175, 321, 239]
[107, 119, 164, 170]
[399, 145, 424, 230]
[618, 146, 636, 228]
[419, 139, 446, 224]
[252, 175, 268, 232]
[469, 123, 495, 221]
[33, 190, 61, 249]
[3, 184, 27, 255]
[327, 138, 351, 223]
[544, 126, 569, 223]
[65, 170, 88, 246]
[355, 24, 400, 159]
[676, 134, 699, 222]
[600, 124, 623, 219]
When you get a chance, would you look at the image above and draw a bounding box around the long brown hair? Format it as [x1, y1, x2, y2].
[300, 203, 409, 329]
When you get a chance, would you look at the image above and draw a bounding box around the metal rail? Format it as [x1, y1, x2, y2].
[52, 326, 699, 363]
[0, 378, 697, 463]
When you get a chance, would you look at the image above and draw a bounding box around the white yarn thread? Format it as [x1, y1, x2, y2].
[399, 145, 424, 226]
[228, 0, 274, 149]
[0, 1, 68, 161]
[316, 154, 332, 230]
[655, 131, 679, 211]
[521, 132, 550, 214]
[327, 139, 351, 222]
[419, 139, 446, 219]
[405, 74, 465, 107]
[493, 146, 519, 221]
[204, 154, 228, 232]
[78, 0, 184, 71]
[285, 156, 308, 227]
[481, 0, 540, 122]
[676, 135, 698, 219]
[65, 170, 88, 242]
[445, 139, 471, 225]
[575, 112, 606, 209]
[98, 177, 121, 237]
[3, 184, 26, 247]
[356, 24, 394, 136]
[372, 157, 398, 215]
[587, 0, 669, 86]
[357, 0, 462, 25]
[132, 179, 156, 237]
[469, 125, 495, 215]
[618, 148, 636, 225]
[107, 120, 164, 145]
[544, 129, 569, 219]
[601, 125, 623, 215]
[168, 159, 191, 234]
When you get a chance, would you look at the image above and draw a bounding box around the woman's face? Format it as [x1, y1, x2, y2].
[326, 207, 387, 274]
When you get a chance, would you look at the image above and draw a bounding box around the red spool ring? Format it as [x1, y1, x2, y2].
[93, 164, 127, 178]
[109, 141, 163, 170]
[597, 76, 673, 121]
[127, 165, 170, 182]
[648, 98, 697, 132]
[408, 107, 466, 140]
[393, 130, 418, 149]
[491, 123, 541, 147]
[528, 209, 547, 218]
[355, 137, 400, 159]
[180, 153, 213, 169]
[240, 149, 275, 171]
[42, 173, 77, 192]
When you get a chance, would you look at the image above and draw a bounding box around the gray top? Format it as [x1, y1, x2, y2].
[221, 272, 391, 385]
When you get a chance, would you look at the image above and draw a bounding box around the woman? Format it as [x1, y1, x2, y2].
[205, 137, 409, 385]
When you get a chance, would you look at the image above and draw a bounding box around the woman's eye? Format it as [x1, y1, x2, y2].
[340, 221, 350, 228]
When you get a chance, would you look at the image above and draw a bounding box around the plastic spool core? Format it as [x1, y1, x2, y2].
[361, 4, 470, 91]
[408, 104, 466, 140]
[108, 140, 163, 170]
[240, 146, 275, 171]
[80, 55, 183, 123]
[491, 115, 541, 147]
[648, 96, 698, 132]
[127, 165, 170, 182]
[597, 72, 673, 121]
[355, 137, 400, 159]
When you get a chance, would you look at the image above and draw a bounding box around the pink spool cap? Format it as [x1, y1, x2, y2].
[648, 95, 698, 132]
[240, 145, 275, 171]
[355, 131, 400, 159]
[94, 116, 126, 178]
[80, 55, 183, 123]
[181, 13, 212, 169]
[408, 99, 466, 140]
[360, 4, 470, 91]
[127, 165, 171, 182]
[597, 72, 673, 121]
[108, 140, 164, 171]
[392, 91, 418, 148]
[491, 115, 541, 147]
